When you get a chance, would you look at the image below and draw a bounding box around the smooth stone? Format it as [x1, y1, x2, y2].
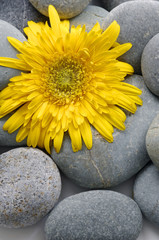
[51, 75, 159, 189]
[146, 113, 159, 169]
[141, 33, 159, 96]
[134, 164, 159, 225]
[45, 190, 142, 240]
[0, 116, 27, 147]
[103, 1, 159, 74]
[0, 0, 47, 33]
[29, 0, 91, 19]
[0, 20, 26, 90]
[70, 5, 108, 32]
[0, 147, 61, 228]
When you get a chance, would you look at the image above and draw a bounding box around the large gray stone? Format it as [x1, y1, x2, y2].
[134, 164, 159, 225]
[0, 147, 61, 228]
[29, 0, 91, 19]
[0, 0, 47, 33]
[51, 75, 159, 189]
[146, 113, 159, 169]
[141, 33, 159, 96]
[45, 190, 142, 240]
[70, 5, 108, 32]
[0, 20, 26, 90]
[103, 1, 159, 74]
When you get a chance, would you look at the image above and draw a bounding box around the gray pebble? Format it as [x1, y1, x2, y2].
[51, 75, 159, 189]
[70, 5, 108, 32]
[0, 0, 47, 33]
[0, 20, 26, 90]
[141, 33, 159, 96]
[134, 164, 159, 225]
[0, 147, 61, 228]
[103, 1, 159, 74]
[45, 190, 142, 240]
[29, 0, 91, 19]
[146, 113, 159, 169]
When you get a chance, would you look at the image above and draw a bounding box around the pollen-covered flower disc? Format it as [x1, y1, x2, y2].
[0, 5, 142, 153]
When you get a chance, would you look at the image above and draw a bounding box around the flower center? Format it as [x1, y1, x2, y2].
[43, 55, 91, 105]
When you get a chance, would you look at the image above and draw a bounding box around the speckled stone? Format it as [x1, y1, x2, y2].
[141, 33, 159, 96]
[0, 0, 47, 33]
[0, 116, 27, 147]
[51, 75, 159, 189]
[134, 164, 159, 225]
[0, 147, 61, 228]
[29, 0, 91, 19]
[103, 1, 159, 74]
[45, 190, 142, 240]
[0, 20, 26, 90]
[146, 113, 159, 169]
[70, 5, 108, 32]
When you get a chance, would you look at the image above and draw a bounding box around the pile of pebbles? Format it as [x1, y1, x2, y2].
[0, 0, 159, 239]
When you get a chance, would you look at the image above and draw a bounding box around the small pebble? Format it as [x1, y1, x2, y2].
[103, 1, 159, 74]
[0, 147, 61, 228]
[45, 190, 142, 240]
[134, 164, 159, 225]
[141, 33, 159, 96]
[29, 0, 91, 19]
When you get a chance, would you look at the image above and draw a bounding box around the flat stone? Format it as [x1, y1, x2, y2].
[134, 164, 159, 225]
[146, 113, 159, 169]
[103, 1, 159, 74]
[29, 0, 91, 19]
[45, 190, 142, 240]
[70, 5, 108, 32]
[141, 33, 159, 96]
[0, 20, 26, 90]
[0, 0, 47, 33]
[0, 147, 61, 228]
[51, 75, 159, 189]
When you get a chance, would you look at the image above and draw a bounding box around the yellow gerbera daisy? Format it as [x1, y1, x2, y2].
[0, 5, 142, 153]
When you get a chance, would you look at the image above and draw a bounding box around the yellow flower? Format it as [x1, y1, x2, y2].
[0, 5, 142, 153]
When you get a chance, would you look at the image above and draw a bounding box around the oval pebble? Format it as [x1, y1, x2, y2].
[146, 113, 159, 169]
[51, 75, 159, 189]
[0, 147, 61, 228]
[0, 20, 26, 90]
[141, 33, 159, 96]
[70, 5, 108, 32]
[45, 190, 142, 240]
[29, 0, 91, 19]
[103, 1, 159, 74]
[134, 164, 159, 225]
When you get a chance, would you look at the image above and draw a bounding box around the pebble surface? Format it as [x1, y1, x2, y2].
[45, 190, 142, 240]
[141, 33, 159, 96]
[51, 75, 159, 189]
[0, 20, 26, 90]
[29, 0, 91, 19]
[70, 5, 108, 32]
[146, 113, 159, 169]
[0, 147, 61, 228]
[134, 164, 159, 225]
[103, 1, 159, 74]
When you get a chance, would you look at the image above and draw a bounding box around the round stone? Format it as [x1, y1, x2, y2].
[51, 75, 159, 189]
[0, 20, 26, 90]
[29, 0, 91, 19]
[141, 33, 159, 96]
[0, 0, 47, 33]
[146, 113, 159, 169]
[0, 147, 61, 228]
[0, 116, 27, 147]
[45, 190, 142, 240]
[134, 164, 159, 225]
[70, 5, 109, 32]
[103, 1, 159, 74]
